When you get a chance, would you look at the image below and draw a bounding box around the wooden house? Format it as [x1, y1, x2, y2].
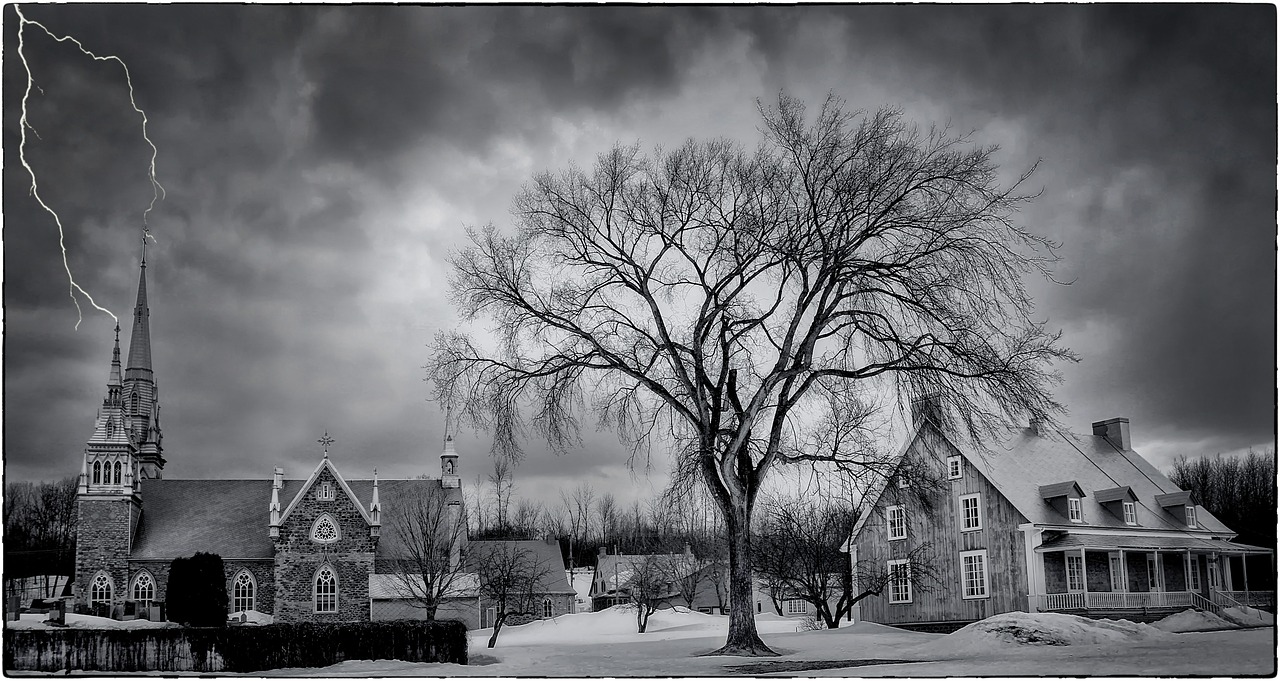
[848, 413, 1273, 630]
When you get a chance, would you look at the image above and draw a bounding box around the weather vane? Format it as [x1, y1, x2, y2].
[318, 431, 335, 458]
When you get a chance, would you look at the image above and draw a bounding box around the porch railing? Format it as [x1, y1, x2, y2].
[1217, 590, 1275, 610]
[1037, 591, 1193, 612]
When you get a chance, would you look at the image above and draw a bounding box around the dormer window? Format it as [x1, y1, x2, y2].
[1123, 501, 1137, 525]
[1185, 505, 1197, 528]
[947, 456, 962, 480]
[1068, 497, 1082, 523]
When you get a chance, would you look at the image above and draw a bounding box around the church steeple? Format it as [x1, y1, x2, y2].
[105, 323, 123, 408]
[122, 235, 165, 479]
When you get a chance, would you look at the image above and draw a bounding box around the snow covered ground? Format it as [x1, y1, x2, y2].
[10, 606, 1273, 676]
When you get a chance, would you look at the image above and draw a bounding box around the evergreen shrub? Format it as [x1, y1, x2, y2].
[165, 552, 228, 627]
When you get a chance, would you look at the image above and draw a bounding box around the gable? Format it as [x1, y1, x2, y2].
[277, 458, 374, 527]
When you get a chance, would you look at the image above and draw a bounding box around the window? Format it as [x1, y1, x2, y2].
[314, 566, 338, 613]
[1208, 561, 1220, 589]
[1123, 502, 1137, 525]
[233, 570, 256, 613]
[886, 506, 906, 541]
[311, 514, 340, 543]
[106, 418, 114, 438]
[131, 393, 139, 415]
[317, 482, 334, 501]
[960, 494, 983, 531]
[90, 572, 113, 606]
[1066, 554, 1084, 592]
[542, 599, 553, 618]
[131, 572, 154, 609]
[897, 475, 909, 489]
[887, 560, 912, 603]
[93, 461, 102, 485]
[1109, 554, 1125, 591]
[1147, 554, 1163, 592]
[114, 461, 122, 485]
[947, 456, 962, 480]
[787, 599, 807, 614]
[960, 550, 989, 599]
[1067, 497, 1083, 523]
[1185, 506, 1197, 528]
[1188, 558, 1201, 592]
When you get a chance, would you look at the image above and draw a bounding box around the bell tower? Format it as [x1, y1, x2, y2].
[441, 407, 459, 488]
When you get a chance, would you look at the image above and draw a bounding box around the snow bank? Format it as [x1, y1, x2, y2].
[923, 612, 1167, 655]
[6, 612, 178, 630]
[229, 610, 274, 625]
[472, 605, 800, 647]
[1151, 609, 1235, 633]
[1220, 606, 1275, 626]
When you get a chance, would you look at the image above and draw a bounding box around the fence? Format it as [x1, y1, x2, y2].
[4, 619, 468, 673]
[1038, 591, 1194, 612]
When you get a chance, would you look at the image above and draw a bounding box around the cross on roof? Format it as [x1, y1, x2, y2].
[317, 431, 335, 458]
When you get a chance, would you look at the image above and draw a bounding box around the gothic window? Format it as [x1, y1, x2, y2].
[93, 461, 102, 485]
[317, 482, 334, 501]
[311, 514, 340, 543]
[233, 570, 255, 613]
[114, 461, 122, 485]
[90, 572, 113, 606]
[132, 572, 155, 609]
[314, 566, 338, 613]
[131, 393, 139, 415]
[106, 418, 114, 438]
[542, 598, 552, 618]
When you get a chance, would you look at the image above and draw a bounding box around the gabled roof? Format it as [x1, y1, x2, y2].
[590, 552, 695, 596]
[1154, 490, 1194, 508]
[277, 457, 375, 527]
[1094, 486, 1138, 504]
[467, 539, 574, 595]
[348, 478, 462, 558]
[1039, 481, 1084, 500]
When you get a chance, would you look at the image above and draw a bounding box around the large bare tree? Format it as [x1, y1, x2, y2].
[384, 486, 469, 620]
[428, 94, 1072, 654]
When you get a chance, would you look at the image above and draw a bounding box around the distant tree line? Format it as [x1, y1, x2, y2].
[4, 476, 77, 580]
[1169, 447, 1275, 548]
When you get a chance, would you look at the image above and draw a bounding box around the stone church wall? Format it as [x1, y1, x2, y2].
[272, 466, 376, 622]
[75, 498, 137, 611]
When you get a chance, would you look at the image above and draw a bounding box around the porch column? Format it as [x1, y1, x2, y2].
[849, 544, 859, 623]
[1019, 524, 1045, 611]
[1223, 555, 1234, 591]
[1080, 548, 1089, 608]
[1119, 549, 1128, 606]
[1242, 555, 1250, 603]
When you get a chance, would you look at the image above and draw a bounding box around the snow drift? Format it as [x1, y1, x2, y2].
[923, 611, 1167, 655]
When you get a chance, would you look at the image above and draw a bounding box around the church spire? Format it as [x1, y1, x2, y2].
[123, 233, 164, 479]
[105, 323, 123, 407]
[125, 237, 152, 381]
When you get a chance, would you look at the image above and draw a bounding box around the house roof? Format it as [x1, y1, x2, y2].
[1039, 481, 1084, 500]
[1035, 533, 1269, 554]
[1094, 486, 1138, 504]
[590, 552, 695, 596]
[368, 572, 479, 600]
[954, 426, 1234, 534]
[467, 539, 574, 595]
[131, 477, 458, 561]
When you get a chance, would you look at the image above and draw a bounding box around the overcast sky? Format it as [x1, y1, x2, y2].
[3, 6, 1274, 509]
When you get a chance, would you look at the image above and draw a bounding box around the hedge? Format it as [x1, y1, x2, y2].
[4, 619, 468, 673]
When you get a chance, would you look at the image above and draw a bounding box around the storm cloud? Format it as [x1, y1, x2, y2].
[3, 6, 1273, 503]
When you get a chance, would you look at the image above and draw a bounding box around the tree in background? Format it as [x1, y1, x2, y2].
[4, 476, 77, 583]
[1169, 447, 1276, 548]
[474, 542, 554, 648]
[429, 93, 1071, 654]
[755, 496, 859, 628]
[621, 551, 675, 633]
[166, 552, 228, 627]
[384, 486, 470, 620]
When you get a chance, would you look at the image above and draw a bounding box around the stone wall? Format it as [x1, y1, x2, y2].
[1043, 553, 1066, 593]
[75, 497, 138, 612]
[272, 466, 376, 622]
[223, 560, 275, 615]
[1085, 551, 1112, 592]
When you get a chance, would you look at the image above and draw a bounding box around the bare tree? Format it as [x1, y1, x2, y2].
[510, 497, 545, 539]
[850, 543, 942, 609]
[473, 542, 555, 648]
[755, 496, 860, 628]
[597, 492, 619, 548]
[489, 458, 516, 533]
[561, 482, 595, 569]
[383, 487, 469, 620]
[1170, 447, 1277, 548]
[622, 552, 675, 633]
[429, 94, 1071, 655]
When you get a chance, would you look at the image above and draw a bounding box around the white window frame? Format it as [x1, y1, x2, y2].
[90, 571, 113, 607]
[314, 565, 338, 613]
[960, 549, 989, 599]
[317, 481, 335, 501]
[1187, 556, 1201, 592]
[897, 474, 909, 489]
[311, 513, 341, 543]
[233, 570, 256, 613]
[1185, 506, 1197, 528]
[887, 559, 912, 604]
[947, 456, 962, 480]
[1122, 501, 1137, 525]
[1066, 554, 1085, 592]
[1109, 554, 1125, 591]
[1147, 554, 1164, 592]
[131, 571, 155, 609]
[1068, 497, 1083, 523]
[959, 493, 983, 531]
[1208, 561, 1220, 589]
[886, 506, 906, 541]
[542, 598, 553, 618]
[786, 598, 807, 615]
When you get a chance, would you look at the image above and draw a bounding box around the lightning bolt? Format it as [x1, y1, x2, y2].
[14, 5, 165, 328]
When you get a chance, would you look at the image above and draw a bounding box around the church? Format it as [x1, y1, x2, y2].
[73, 251, 574, 625]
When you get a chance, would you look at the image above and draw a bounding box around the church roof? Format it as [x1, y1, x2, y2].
[130, 477, 460, 561]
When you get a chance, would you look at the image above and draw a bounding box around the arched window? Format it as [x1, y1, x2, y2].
[131, 393, 139, 415]
[132, 572, 155, 609]
[542, 598, 552, 618]
[314, 566, 337, 613]
[232, 570, 255, 613]
[92, 461, 102, 485]
[311, 514, 340, 543]
[106, 418, 114, 438]
[113, 461, 122, 485]
[90, 572, 113, 606]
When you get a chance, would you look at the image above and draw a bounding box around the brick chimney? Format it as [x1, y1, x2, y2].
[598, 546, 607, 558]
[1092, 417, 1131, 451]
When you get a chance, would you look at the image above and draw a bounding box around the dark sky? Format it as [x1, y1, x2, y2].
[3, 6, 1274, 507]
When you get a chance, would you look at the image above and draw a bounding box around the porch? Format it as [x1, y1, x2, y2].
[1030, 534, 1274, 619]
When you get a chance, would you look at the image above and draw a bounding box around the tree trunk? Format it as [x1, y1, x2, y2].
[708, 502, 777, 656]
[487, 617, 503, 648]
[637, 605, 648, 633]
